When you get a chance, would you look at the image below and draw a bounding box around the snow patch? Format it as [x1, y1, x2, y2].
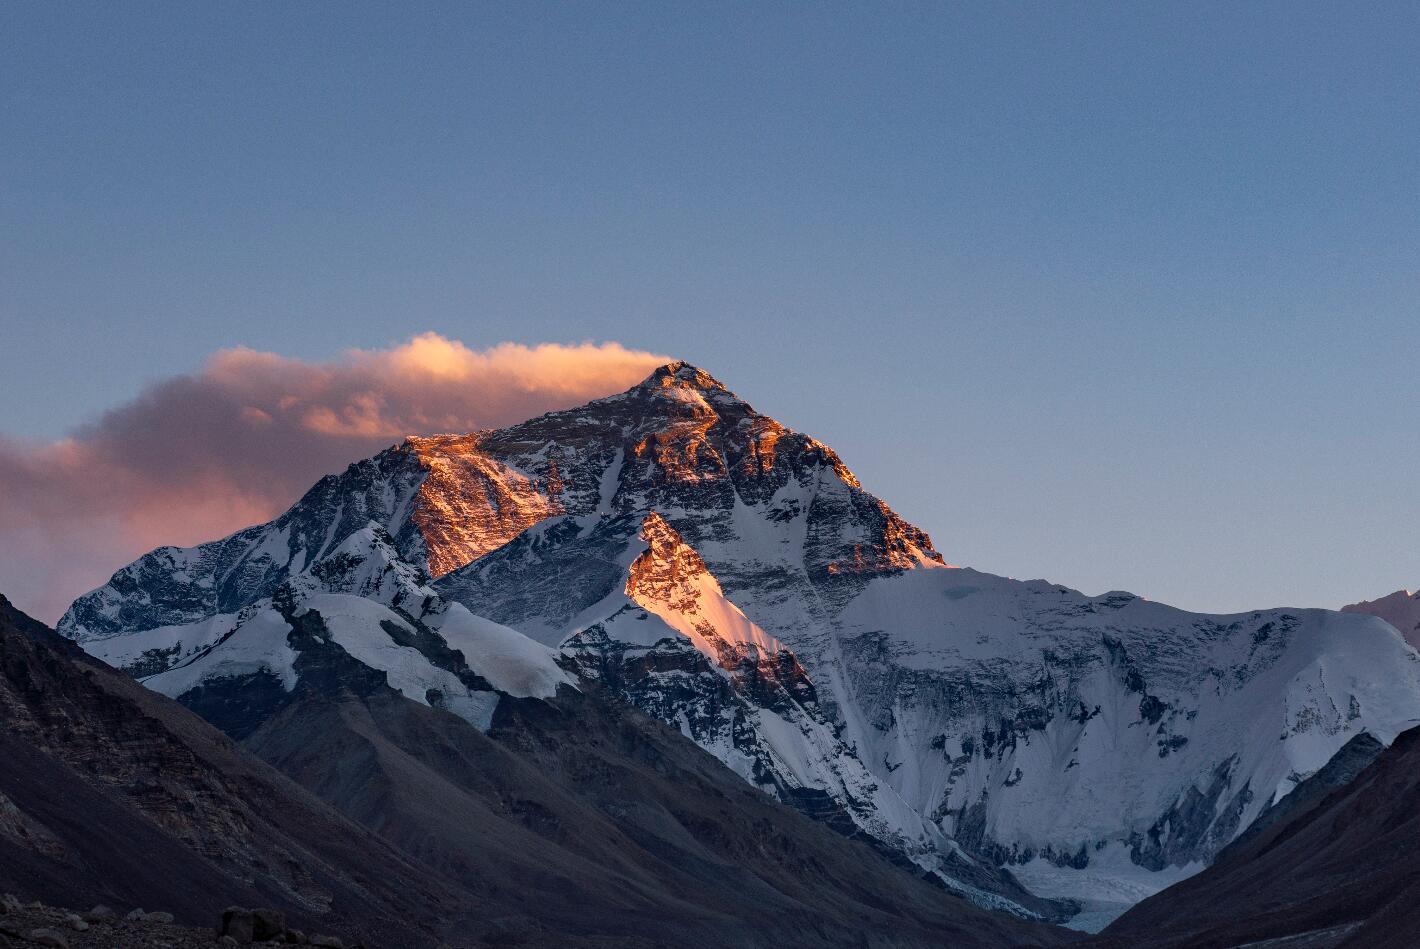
[432, 602, 574, 700]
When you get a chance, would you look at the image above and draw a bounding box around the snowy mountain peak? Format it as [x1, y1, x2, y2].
[57, 361, 1420, 927]
[626, 511, 786, 661]
[1342, 589, 1420, 648]
[634, 360, 733, 398]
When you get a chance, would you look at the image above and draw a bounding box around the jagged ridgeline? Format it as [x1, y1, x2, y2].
[2, 596, 1069, 949]
[62, 362, 1420, 928]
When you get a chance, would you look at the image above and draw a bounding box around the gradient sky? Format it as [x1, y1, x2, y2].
[3, 2, 1419, 615]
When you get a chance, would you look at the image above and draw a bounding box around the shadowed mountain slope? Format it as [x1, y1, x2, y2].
[5, 592, 1072, 947]
[236, 610, 1076, 949]
[0, 594, 457, 947]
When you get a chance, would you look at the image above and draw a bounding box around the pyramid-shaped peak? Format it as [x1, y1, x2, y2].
[637, 361, 732, 395]
[638, 510, 690, 549]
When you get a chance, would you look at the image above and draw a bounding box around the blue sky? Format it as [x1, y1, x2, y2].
[3, 2, 1419, 613]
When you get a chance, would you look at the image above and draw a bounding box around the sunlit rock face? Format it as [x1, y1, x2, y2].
[460, 360, 942, 587]
[55, 439, 517, 641]
[59, 361, 1420, 926]
[1342, 589, 1420, 648]
[624, 511, 788, 663]
[404, 434, 561, 577]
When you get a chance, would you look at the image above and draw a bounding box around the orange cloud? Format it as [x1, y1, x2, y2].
[0, 335, 669, 623]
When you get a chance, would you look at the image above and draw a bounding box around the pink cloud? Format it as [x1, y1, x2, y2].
[0, 335, 670, 623]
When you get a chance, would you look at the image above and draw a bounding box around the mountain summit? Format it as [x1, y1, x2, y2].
[63, 361, 938, 637]
[60, 362, 1420, 928]
[1342, 589, 1420, 648]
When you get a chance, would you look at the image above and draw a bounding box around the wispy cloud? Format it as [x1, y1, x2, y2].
[0, 334, 669, 623]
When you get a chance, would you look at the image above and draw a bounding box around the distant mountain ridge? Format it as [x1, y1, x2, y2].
[1342, 588, 1420, 648]
[62, 361, 1420, 927]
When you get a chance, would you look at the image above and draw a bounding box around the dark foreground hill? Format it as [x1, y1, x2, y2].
[0, 594, 1072, 948]
[0, 594, 461, 947]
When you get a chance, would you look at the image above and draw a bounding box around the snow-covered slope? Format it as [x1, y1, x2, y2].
[444, 512, 1420, 925]
[830, 570, 1420, 879]
[62, 362, 1420, 925]
[81, 524, 572, 735]
[59, 438, 554, 643]
[560, 510, 1063, 917]
[1342, 589, 1420, 648]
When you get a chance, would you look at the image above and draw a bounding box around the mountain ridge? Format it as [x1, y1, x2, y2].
[3, 590, 1076, 948]
[1341, 588, 1420, 648]
[59, 361, 1420, 927]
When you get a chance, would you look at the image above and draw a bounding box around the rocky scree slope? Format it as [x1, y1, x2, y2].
[0, 899, 352, 949]
[62, 362, 1420, 924]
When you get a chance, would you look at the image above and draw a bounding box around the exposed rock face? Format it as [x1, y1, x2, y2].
[79, 525, 569, 736]
[62, 363, 940, 647]
[56, 440, 553, 646]
[59, 361, 1420, 922]
[624, 511, 795, 669]
[404, 435, 561, 577]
